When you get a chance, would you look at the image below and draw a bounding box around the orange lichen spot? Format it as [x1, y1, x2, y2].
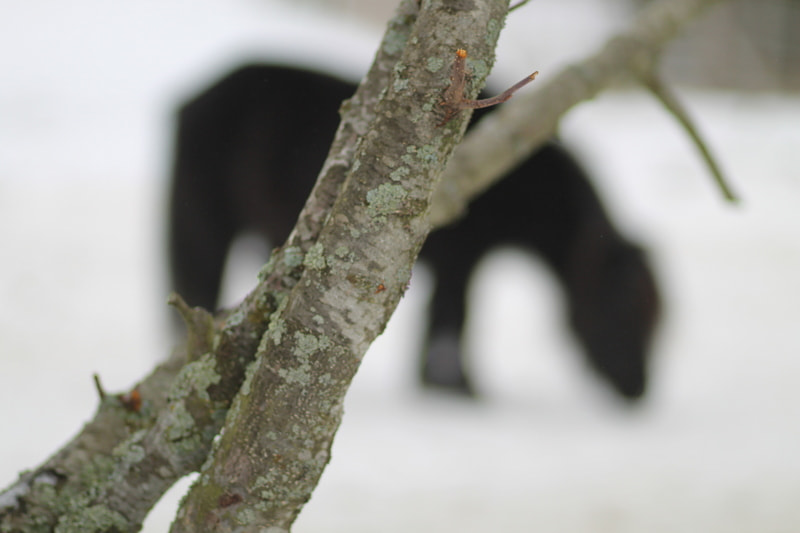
[119, 387, 142, 412]
[456, 49, 467, 59]
[375, 283, 387, 294]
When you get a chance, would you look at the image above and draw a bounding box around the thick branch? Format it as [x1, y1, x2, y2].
[0, 3, 419, 532]
[170, 0, 510, 530]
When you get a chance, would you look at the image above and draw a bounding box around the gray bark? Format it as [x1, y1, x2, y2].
[0, 0, 730, 531]
[170, 0, 509, 529]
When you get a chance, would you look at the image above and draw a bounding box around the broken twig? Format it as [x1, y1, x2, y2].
[440, 49, 538, 124]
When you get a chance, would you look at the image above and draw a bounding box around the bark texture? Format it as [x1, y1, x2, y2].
[170, 0, 509, 529]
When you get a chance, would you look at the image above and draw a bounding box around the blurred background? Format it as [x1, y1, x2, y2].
[1, 0, 799, 531]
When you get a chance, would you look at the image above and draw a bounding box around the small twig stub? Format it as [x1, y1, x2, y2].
[440, 48, 538, 124]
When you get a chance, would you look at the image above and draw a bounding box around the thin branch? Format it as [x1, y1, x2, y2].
[428, 0, 732, 228]
[440, 48, 537, 123]
[93, 373, 106, 402]
[643, 74, 739, 202]
[508, 0, 534, 13]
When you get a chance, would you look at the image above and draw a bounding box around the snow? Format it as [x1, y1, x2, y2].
[1, 1, 799, 531]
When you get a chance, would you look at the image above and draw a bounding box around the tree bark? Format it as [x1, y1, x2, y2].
[170, 0, 510, 529]
[0, 0, 731, 531]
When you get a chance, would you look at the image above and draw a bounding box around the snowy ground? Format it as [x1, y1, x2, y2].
[2, 1, 799, 532]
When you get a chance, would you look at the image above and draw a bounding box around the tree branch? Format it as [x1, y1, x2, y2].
[428, 0, 732, 228]
[0, 2, 420, 530]
[170, 0, 510, 529]
[642, 73, 738, 202]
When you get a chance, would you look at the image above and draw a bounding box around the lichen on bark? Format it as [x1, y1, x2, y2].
[170, 0, 511, 530]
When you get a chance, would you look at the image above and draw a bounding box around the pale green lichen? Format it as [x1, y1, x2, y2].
[466, 57, 490, 86]
[485, 18, 504, 49]
[393, 76, 409, 92]
[426, 56, 444, 73]
[327, 246, 355, 275]
[411, 144, 439, 165]
[236, 506, 258, 526]
[389, 166, 410, 181]
[223, 305, 246, 329]
[238, 358, 260, 397]
[265, 315, 285, 347]
[400, 144, 439, 172]
[282, 246, 304, 269]
[55, 504, 129, 533]
[278, 365, 311, 385]
[111, 429, 147, 465]
[303, 242, 326, 270]
[165, 402, 196, 442]
[279, 331, 331, 384]
[264, 293, 289, 347]
[168, 353, 221, 402]
[292, 331, 331, 357]
[382, 27, 407, 56]
[392, 62, 409, 92]
[366, 183, 408, 218]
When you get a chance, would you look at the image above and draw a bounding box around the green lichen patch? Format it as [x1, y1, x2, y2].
[264, 294, 289, 347]
[303, 242, 327, 270]
[382, 27, 408, 56]
[237, 359, 260, 397]
[325, 246, 356, 276]
[410, 144, 439, 165]
[55, 504, 129, 533]
[389, 166, 410, 181]
[111, 429, 147, 465]
[485, 18, 504, 49]
[165, 402, 196, 443]
[168, 353, 222, 403]
[466, 57, 490, 87]
[366, 183, 408, 219]
[393, 76, 410, 93]
[282, 246, 304, 269]
[292, 331, 331, 358]
[426, 56, 445, 73]
[392, 61, 410, 93]
[278, 331, 332, 385]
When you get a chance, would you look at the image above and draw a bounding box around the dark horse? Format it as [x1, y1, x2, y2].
[168, 64, 660, 400]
